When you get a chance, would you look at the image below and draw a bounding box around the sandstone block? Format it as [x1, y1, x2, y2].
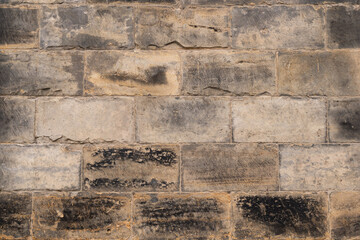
[85, 51, 180, 95]
[36, 97, 134, 142]
[184, 0, 360, 5]
[181, 144, 278, 191]
[280, 144, 360, 190]
[136, 97, 230, 143]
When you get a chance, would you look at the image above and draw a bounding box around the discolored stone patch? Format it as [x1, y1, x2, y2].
[232, 6, 324, 49]
[0, 193, 32, 239]
[278, 51, 360, 96]
[133, 193, 231, 239]
[0, 145, 81, 190]
[326, 6, 360, 49]
[330, 192, 360, 240]
[136, 97, 230, 143]
[280, 144, 360, 190]
[85, 51, 180, 95]
[0, 7, 38, 48]
[329, 99, 360, 142]
[135, 7, 229, 49]
[33, 193, 131, 239]
[183, 0, 360, 5]
[36, 97, 134, 142]
[84, 145, 179, 192]
[0, 51, 84, 96]
[181, 51, 276, 96]
[232, 193, 328, 239]
[232, 97, 326, 143]
[181, 144, 278, 191]
[0, 97, 35, 143]
[40, 6, 134, 49]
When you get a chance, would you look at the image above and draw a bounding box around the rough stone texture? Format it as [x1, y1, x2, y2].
[280, 144, 360, 190]
[330, 192, 360, 240]
[1, 0, 83, 3]
[0, 193, 32, 239]
[89, 0, 175, 3]
[232, 97, 326, 143]
[0, 51, 84, 96]
[232, 6, 324, 49]
[136, 97, 230, 143]
[184, 0, 360, 5]
[40, 6, 134, 49]
[0, 7, 38, 48]
[181, 144, 278, 191]
[0, 97, 35, 143]
[135, 7, 229, 48]
[133, 193, 231, 239]
[329, 99, 360, 142]
[232, 192, 328, 239]
[0, 144, 81, 190]
[326, 6, 360, 49]
[278, 51, 360, 96]
[33, 193, 131, 239]
[181, 51, 276, 96]
[84, 145, 179, 192]
[85, 51, 180, 96]
[36, 97, 134, 142]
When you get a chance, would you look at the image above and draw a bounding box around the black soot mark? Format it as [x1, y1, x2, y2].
[332, 215, 360, 240]
[87, 147, 177, 170]
[85, 178, 174, 190]
[55, 197, 125, 230]
[236, 196, 326, 237]
[332, 100, 360, 140]
[106, 66, 167, 85]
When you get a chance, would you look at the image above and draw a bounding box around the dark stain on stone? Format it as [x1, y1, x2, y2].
[106, 66, 167, 85]
[235, 195, 327, 238]
[85, 178, 175, 190]
[0, 193, 32, 238]
[87, 147, 177, 170]
[109, 0, 175, 3]
[332, 215, 360, 240]
[327, 6, 360, 48]
[137, 197, 226, 235]
[0, 8, 38, 45]
[58, 7, 89, 30]
[74, 34, 118, 49]
[331, 100, 360, 141]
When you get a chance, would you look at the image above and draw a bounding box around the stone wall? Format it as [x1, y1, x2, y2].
[0, 0, 359, 239]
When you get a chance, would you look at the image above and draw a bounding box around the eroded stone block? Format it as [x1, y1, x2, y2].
[136, 97, 230, 143]
[182, 144, 278, 191]
[85, 51, 180, 95]
[232, 193, 328, 239]
[40, 6, 134, 49]
[280, 144, 360, 190]
[133, 193, 231, 239]
[0, 51, 84, 96]
[84, 145, 179, 192]
[181, 51, 275, 96]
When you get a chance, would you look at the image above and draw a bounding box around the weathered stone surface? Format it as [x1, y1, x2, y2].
[90, 0, 175, 3]
[181, 51, 276, 96]
[181, 144, 278, 191]
[330, 192, 360, 240]
[133, 193, 231, 239]
[232, 192, 328, 239]
[232, 6, 324, 49]
[0, 193, 32, 239]
[84, 145, 179, 192]
[278, 51, 360, 96]
[135, 7, 229, 49]
[280, 144, 360, 190]
[0, 7, 38, 48]
[85, 51, 180, 96]
[329, 99, 360, 142]
[0, 51, 84, 96]
[184, 0, 360, 5]
[33, 193, 131, 239]
[36, 97, 134, 142]
[1, 0, 83, 3]
[136, 97, 230, 143]
[326, 6, 360, 49]
[232, 97, 326, 143]
[0, 97, 35, 143]
[40, 6, 134, 49]
[0, 145, 81, 190]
